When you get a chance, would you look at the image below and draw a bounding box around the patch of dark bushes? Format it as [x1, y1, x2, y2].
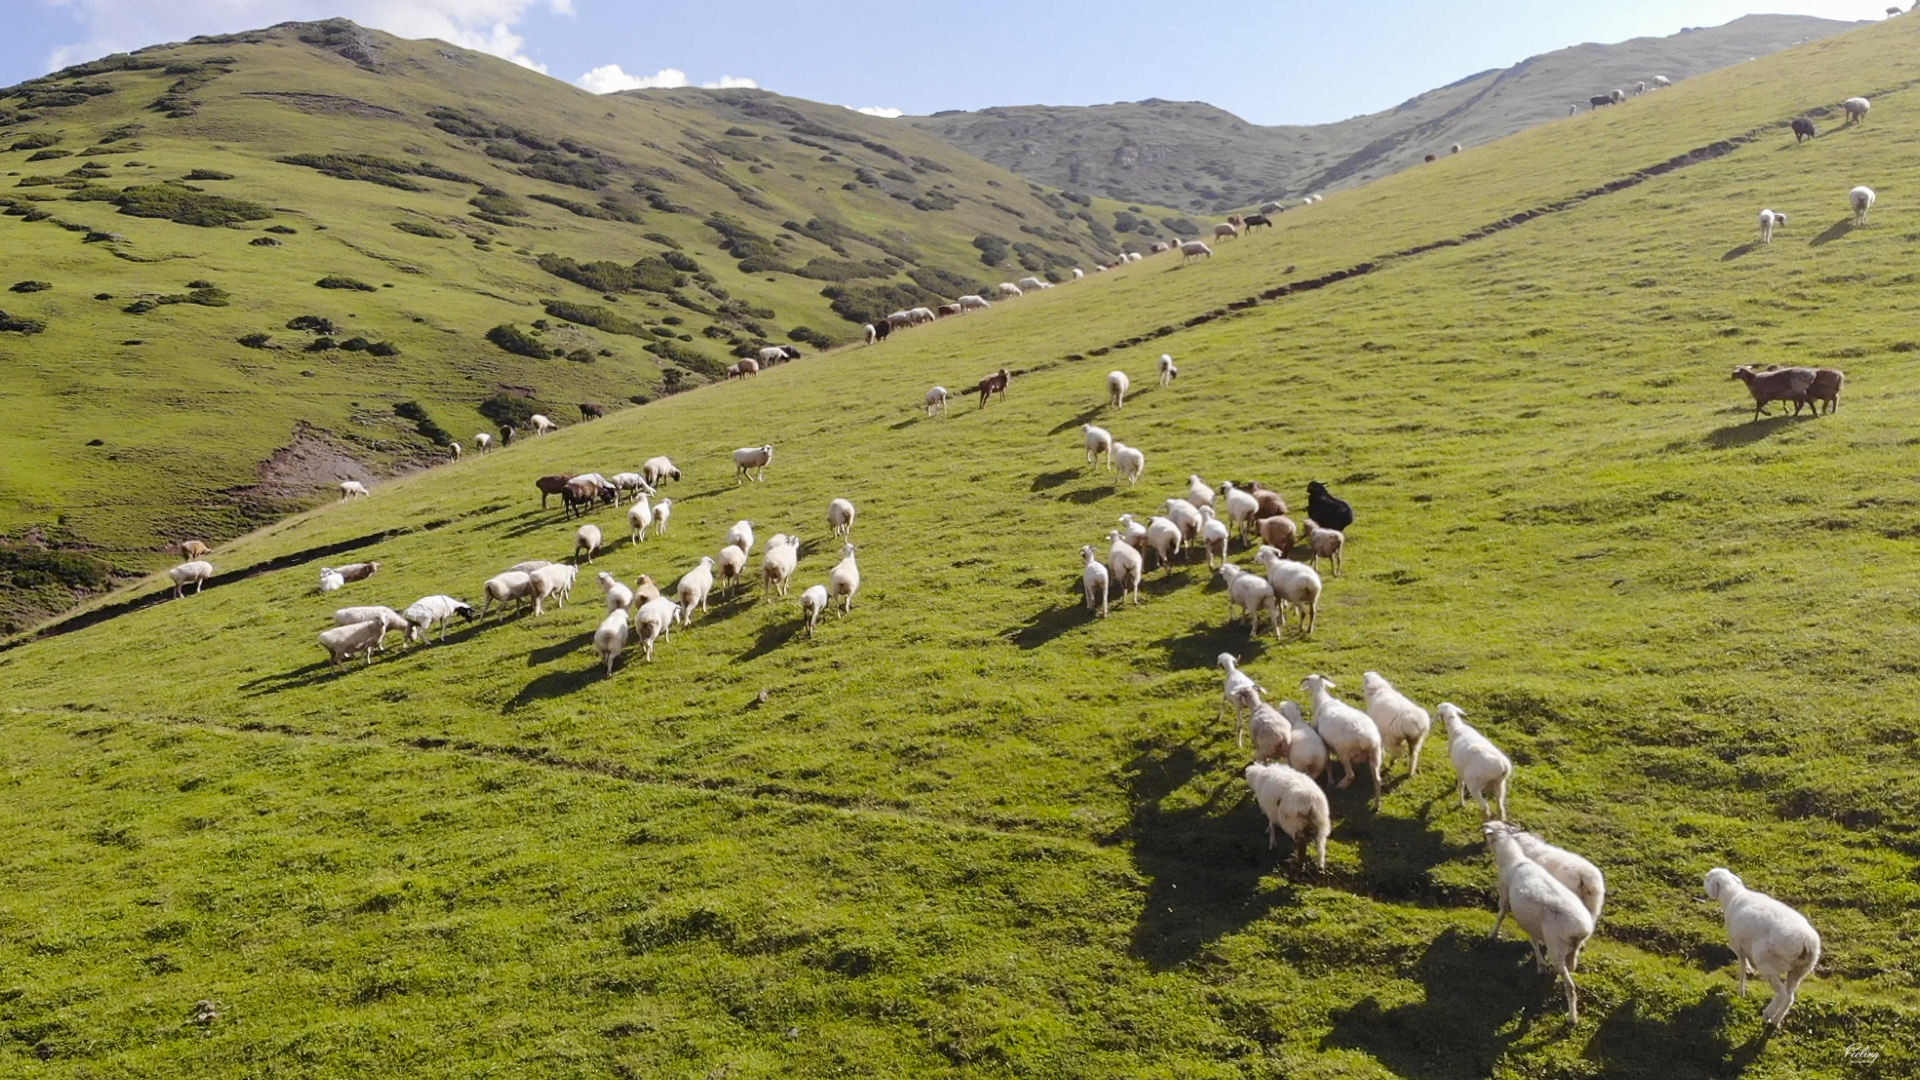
[238, 332, 273, 349]
[542, 300, 651, 337]
[113, 183, 271, 226]
[645, 339, 726, 378]
[1, 544, 113, 591]
[477, 392, 550, 430]
[536, 253, 684, 295]
[392, 220, 455, 239]
[265, 225, 296, 235]
[0, 310, 47, 333]
[26, 149, 72, 162]
[9, 281, 51, 293]
[315, 276, 376, 291]
[183, 169, 233, 181]
[278, 153, 475, 191]
[8, 133, 60, 151]
[486, 324, 548, 359]
[393, 400, 453, 446]
[286, 315, 338, 335]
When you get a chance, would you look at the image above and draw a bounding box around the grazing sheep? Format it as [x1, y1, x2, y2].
[641, 456, 681, 485]
[1758, 208, 1786, 244]
[1850, 184, 1875, 225]
[863, 322, 877, 345]
[761, 533, 800, 598]
[168, 561, 214, 598]
[1243, 214, 1273, 230]
[578, 402, 606, 421]
[1254, 547, 1321, 636]
[1158, 353, 1177, 386]
[1653, 75, 1671, 88]
[504, 560, 552, 575]
[757, 345, 791, 365]
[632, 573, 662, 605]
[1180, 241, 1214, 262]
[975, 368, 1012, 407]
[1361, 672, 1431, 777]
[1198, 506, 1231, 568]
[1278, 700, 1329, 782]
[627, 496, 653, 546]
[1731, 365, 1815, 421]
[1609, 88, 1626, 104]
[1568, 104, 1579, 116]
[501, 425, 515, 446]
[1112, 441, 1145, 485]
[1081, 544, 1110, 617]
[1217, 653, 1260, 737]
[1145, 515, 1184, 572]
[448, 442, 461, 460]
[475, 432, 492, 451]
[733, 444, 774, 483]
[529, 414, 556, 435]
[828, 543, 860, 613]
[634, 596, 682, 660]
[330, 606, 409, 639]
[676, 556, 716, 618]
[339, 480, 369, 500]
[1299, 519, 1345, 576]
[177, 539, 211, 559]
[1486, 823, 1595, 1023]
[1233, 684, 1293, 763]
[998, 282, 1024, 299]
[1843, 96, 1870, 124]
[1305, 481, 1354, 532]
[924, 386, 950, 416]
[593, 610, 629, 675]
[575, 524, 602, 564]
[1071, 268, 1084, 279]
[1219, 562, 1281, 638]
[598, 571, 635, 613]
[1083, 424, 1114, 470]
[727, 520, 757, 557]
[1213, 222, 1240, 242]
[1791, 118, 1816, 142]
[1704, 868, 1822, 1029]
[333, 561, 379, 584]
[1300, 674, 1383, 805]
[401, 595, 474, 644]
[1245, 761, 1331, 871]
[1221, 482, 1260, 542]
[958, 294, 991, 312]
[530, 563, 578, 616]
[1588, 95, 1614, 110]
[562, 475, 617, 519]
[1185, 474, 1214, 511]
[800, 584, 830, 637]
[1107, 370, 1130, 409]
[318, 568, 345, 593]
[1488, 822, 1605, 925]
[481, 571, 535, 616]
[1451, 142, 1463, 153]
[319, 619, 387, 669]
[826, 499, 856, 539]
[727, 358, 760, 379]
[717, 544, 748, 595]
[1016, 276, 1048, 292]
[937, 303, 962, 318]
[1106, 530, 1143, 606]
[1424, 154, 1437, 163]
[1440, 702, 1512, 820]
[609, 472, 654, 499]
[650, 497, 673, 536]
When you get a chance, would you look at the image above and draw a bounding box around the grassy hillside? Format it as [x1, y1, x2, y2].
[4, 11, 1920, 1080]
[0, 19, 1171, 631]
[909, 14, 1862, 212]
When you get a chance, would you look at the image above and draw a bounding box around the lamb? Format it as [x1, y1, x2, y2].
[733, 444, 774, 484]
[1245, 761, 1331, 871]
[1232, 684, 1292, 763]
[799, 584, 830, 637]
[168, 560, 214, 598]
[317, 568, 344, 593]
[1299, 674, 1383, 805]
[481, 570, 535, 616]
[1107, 370, 1130, 409]
[1361, 671, 1431, 776]
[826, 499, 856, 539]
[1487, 822, 1605, 925]
[1198, 506, 1231, 568]
[1081, 544, 1110, 617]
[177, 539, 211, 559]
[401, 595, 475, 643]
[1254, 547, 1321, 636]
[474, 432, 492, 451]
[1145, 515, 1183, 572]
[924, 386, 950, 417]
[1843, 96, 1870, 124]
[609, 472, 654, 499]
[998, 282, 1024, 299]
[1180, 241, 1214, 262]
[828, 543, 860, 613]
[1112, 442, 1145, 485]
[1704, 868, 1822, 1029]
[1277, 700, 1329, 782]
[1219, 562, 1280, 639]
[1217, 653, 1261, 737]
[1158, 353, 1177, 386]
[1116, 513, 1148, 552]
[727, 519, 757, 556]
[1758, 208, 1786, 244]
[727, 359, 760, 379]
[957, 294, 991, 312]
[339, 480, 369, 500]
[1485, 823, 1595, 1023]
[1731, 365, 1815, 421]
[330, 605, 409, 639]
[627, 496, 653, 546]
[1305, 480, 1354, 532]
[1185, 474, 1214, 511]
[1221, 482, 1260, 542]
[675, 556, 716, 619]
[1299, 519, 1345, 576]
[593, 610, 629, 675]
[1791, 118, 1816, 142]
[650, 497, 673, 536]
[717, 543, 748, 595]
[1082, 424, 1114, 470]
[598, 571, 635, 613]
[1106, 530, 1143, 606]
[319, 619, 387, 669]
[632, 573, 662, 604]
[761, 533, 800, 598]
[634, 595, 682, 660]
[1439, 702, 1512, 820]
[530, 563, 578, 615]
[528, 413, 556, 435]
[641, 456, 681, 485]
[1850, 184, 1875, 225]
[575, 524, 602, 564]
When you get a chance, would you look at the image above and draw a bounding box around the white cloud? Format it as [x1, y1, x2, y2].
[42, 1, 571, 75]
[850, 106, 903, 118]
[575, 64, 758, 93]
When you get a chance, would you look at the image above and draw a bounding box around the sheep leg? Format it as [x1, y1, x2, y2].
[1335, 757, 1355, 789]
[1407, 735, 1424, 776]
[1736, 953, 1751, 998]
[1560, 964, 1580, 1023]
[1489, 900, 1509, 941]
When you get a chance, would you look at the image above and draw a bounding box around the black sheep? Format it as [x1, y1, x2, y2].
[1306, 480, 1354, 532]
[1791, 118, 1816, 142]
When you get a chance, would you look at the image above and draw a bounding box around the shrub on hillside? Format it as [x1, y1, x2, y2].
[486, 324, 548, 359]
[366, 341, 401, 357]
[542, 300, 650, 337]
[0, 544, 113, 591]
[469, 190, 528, 217]
[113, 183, 271, 226]
[8, 133, 59, 151]
[394, 401, 453, 446]
[278, 153, 474, 191]
[26, 149, 71, 162]
[789, 325, 836, 349]
[315, 276, 375, 292]
[238, 332, 273, 349]
[972, 233, 1010, 266]
[644, 232, 680, 250]
[1160, 216, 1200, 237]
[476, 392, 549, 430]
[0, 310, 47, 334]
[645, 339, 725, 378]
[286, 315, 338, 335]
[392, 220, 455, 239]
[265, 225, 296, 235]
[9, 281, 51, 293]
[184, 169, 233, 181]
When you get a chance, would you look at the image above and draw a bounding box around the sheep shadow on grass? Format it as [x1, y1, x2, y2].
[1319, 927, 1531, 1078]
[1047, 404, 1106, 437]
[238, 658, 348, 695]
[1339, 801, 1470, 902]
[1030, 468, 1079, 492]
[506, 665, 602, 710]
[1719, 242, 1757, 261]
[1146, 619, 1269, 671]
[1058, 483, 1117, 504]
[527, 629, 595, 666]
[738, 615, 803, 662]
[1702, 415, 1795, 449]
[1809, 217, 1855, 247]
[1583, 992, 1746, 1078]
[1003, 601, 1095, 650]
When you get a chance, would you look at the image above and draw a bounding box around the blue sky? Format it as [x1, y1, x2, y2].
[6, 1, 1899, 125]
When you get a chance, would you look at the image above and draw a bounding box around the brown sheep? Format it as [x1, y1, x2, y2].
[1299, 520, 1345, 576]
[1802, 367, 1845, 415]
[633, 573, 663, 604]
[976, 368, 1011, 408]
[535, 473, 574, 508]
[1731, 365, 1814, 421]
[1248, 482, 1289, 520]
[178, 539, 211, 559]
[334, 561, 380, 583]
[1255, 515, 1299, 554]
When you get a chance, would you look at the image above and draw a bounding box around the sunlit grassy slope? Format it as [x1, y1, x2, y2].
[2, 14, 1920, 1080]
[0, 19, 1167, 628]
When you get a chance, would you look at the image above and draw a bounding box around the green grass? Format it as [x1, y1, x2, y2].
[2, 13, 1920, 1079]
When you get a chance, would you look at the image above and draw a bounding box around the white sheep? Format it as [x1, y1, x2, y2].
[641, 456, 681, 485]
[1277, 700, 1329, 782]
[997, 282, 1024, 299]
[1198, 506, 1231, 569]
[1221, 482, 1260, 542]
[1233, 684, 1292, 764]
[733, 444, 774, 483]
[634, 595, 682, 660]
[761, 533, 800, 598]
[726, 519, 756, 556]
[1071, 267, 1084, 280]
[1106, 531, 1142, 606]
[799, 584, 830, 637]
[957, 294, 991, 312]
[1850, 185, 1875, 225]
[1016, 275, 1047, 291]
[1245, 761, 1330, 871]
[1361, 671, 1431, 777]
[1704, 868, 1822, 1029]
[318, 619, 387, 669]
[1116, 513, 1148, 551]
[401, 594, 474, 644]
[1184, 474, 1214, 510]
[593, 609, 629, 675]
[1082, 424, 1113, 470]
[575, 524, 602, 565]
[1158, 353, 1177, 386]
[1145, 515, 1183, 572]
[1162, 499, 1202, 546]
[529, 413, 556, 435]
[1299, 519, 1344, 576]
[1213, 222, 1239, 242]
[1081, 544, 1109, 617]
[474, 432, 492, 451]
[1439, 702, 1512, 820]
[1254, 547, 1321, 636]
[610, 472, 655, 499]
[1112, 442, 1145, 485]
[1300, 674, 1382, 806]
[448, 442, 461, 460]
[924, 386, 949, 417]
[1219, 563, 1281, 638]
[1488, 822, 1605, 926]
[627, 496, 653, 546]
[338, 480, 369, 500]
[826, 499, 856, 539]
[1486, 822, 1594, 1023]
[511, 560, 557, 573]
[331, 605, 409, 633]
[530, 563, 578, 615]
[717, 544, 748, 596]
[1842, 95, 1870, 124]
[1107, 370, 1129, 409]
[318, 568, 345, 593]
[1653, 75, 1671, 88]
[167, 560, 214, 598]
[650, 497, 673, 536]
[828, 543, 860, 613]
[1180, 240, 1213, 262]
[481, 570, 535, 616]
[1758, 208, 1786, 244]
[1217, 653, 1260, 738]
[675, 556, 716, 619]
[598, 571, 635, 613]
